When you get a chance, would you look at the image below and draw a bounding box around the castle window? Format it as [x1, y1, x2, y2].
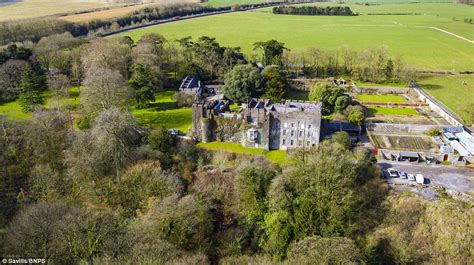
[291, 123, 294, 127]
[247, 129, 258, 142]
[291, 130, 294, 137]
[282, 129, 286, 136]
[307, 131, 311, 137]
[290, 140, 294, 146]
[299, 131, 303, 137]
[282, 139, 286, 145]
[308, 124, 312, 129]
[298, 140, 302, 146]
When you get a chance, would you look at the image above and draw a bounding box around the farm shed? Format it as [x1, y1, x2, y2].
[398, 151, 420, 162]
[449, 140, 470, 157]
[328, 121, 361, 141]
[454, 131, 474, 155]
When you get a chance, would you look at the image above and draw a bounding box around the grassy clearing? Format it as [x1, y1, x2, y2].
[418, 74, 474, 125]
[132, 90, 192, 133]
[116, 3, 474, 71]
[0, 87, 80, 121]
[197, 141, 287, 164]
[357, 94, 407, 103]
[369, 106, 419, 115]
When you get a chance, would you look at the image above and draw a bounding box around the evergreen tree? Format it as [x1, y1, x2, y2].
[128, 63, 156, 109]
[17, 68, 45, 112]
[262, 68, 287, 102]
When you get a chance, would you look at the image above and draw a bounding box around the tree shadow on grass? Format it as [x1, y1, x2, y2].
[420, 84, 443, 91]
[0, 98, 16, 106]
[145, 101, 177, 111]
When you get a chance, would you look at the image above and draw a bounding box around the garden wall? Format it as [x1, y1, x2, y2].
[366, 123, 441, 134]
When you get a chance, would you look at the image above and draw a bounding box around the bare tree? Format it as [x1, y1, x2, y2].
[81, 67, 132, 114]
[91, 108, 138, 179]
[81, 39, 131, 78]
[47, 73, 70, 109]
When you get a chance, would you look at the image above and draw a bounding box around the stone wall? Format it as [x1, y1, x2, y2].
[410, 87, 464, 127]
[366, 123, 442, 135]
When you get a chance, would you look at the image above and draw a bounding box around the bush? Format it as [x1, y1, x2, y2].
[173, 91, 195, 108]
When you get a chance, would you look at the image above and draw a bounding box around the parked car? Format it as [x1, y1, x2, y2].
[415, 174, 425, 184]
[387, 168, 398, 178]
[399, 171, 407, 179]
[407, 174, 415, 181]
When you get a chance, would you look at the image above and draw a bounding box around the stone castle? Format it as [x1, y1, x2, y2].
[192, 97, 323, 150]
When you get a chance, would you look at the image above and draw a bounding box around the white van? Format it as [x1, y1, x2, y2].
[415, 174, 424, 184]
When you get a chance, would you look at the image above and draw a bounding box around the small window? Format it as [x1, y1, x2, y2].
[291, 123, 294, 127]
[290, 140, 294, 146]
[298, 140, 302, 146]
[308, 124, 312, 129]
[282, 139, 286, 145]
[282, 130, 286, 136]
[299, 131, 303, 137]
[291, 130, 294, 137]
[307, 131, 311, 137]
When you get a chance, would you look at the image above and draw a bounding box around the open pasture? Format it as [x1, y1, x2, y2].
[0, 0, 116, 21]
[117, 3, 474, 71]
[60, 0, 199, 23]
[418, 74, 474, 125]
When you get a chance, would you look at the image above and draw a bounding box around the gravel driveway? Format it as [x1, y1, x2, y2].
[378, 161, 474, 193]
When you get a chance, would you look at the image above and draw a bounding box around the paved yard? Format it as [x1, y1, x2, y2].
[378, 161, 474, 193]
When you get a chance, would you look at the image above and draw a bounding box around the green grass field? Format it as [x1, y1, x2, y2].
[418, 74, 474, 125]
[116, 3, 473, 71]
[357, 94, 407, 103]
[369, 106, 419, 115]
[197, 141, 287, 164]
[132, 90, 192, 133]
[0, 87, 80, 120]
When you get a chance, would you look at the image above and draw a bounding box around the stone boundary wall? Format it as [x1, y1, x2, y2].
[366, 123, 442, 134]
[351, 85, 408, 94]
[409, 86, 464, 127]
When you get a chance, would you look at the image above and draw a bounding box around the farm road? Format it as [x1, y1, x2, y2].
[416, 26, 474, 44]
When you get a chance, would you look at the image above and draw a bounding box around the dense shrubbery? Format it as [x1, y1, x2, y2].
[273, 6, 356, 16]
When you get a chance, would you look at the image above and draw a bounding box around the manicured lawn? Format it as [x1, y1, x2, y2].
[418, 74, 474, 125]
[357, 94, 407, 103]
[354, 81, 408, 88]
[132, 90, 193, 133]
[197, 142, 288, 164]
[369, 107, 419, 116]
[116, 3, 474, 71]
